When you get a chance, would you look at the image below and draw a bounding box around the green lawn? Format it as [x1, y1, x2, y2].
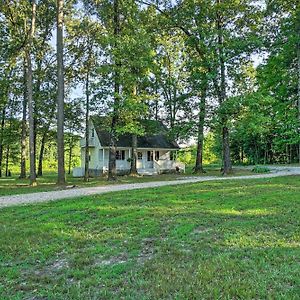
[1, 176, 299, 299]
[0, 167, 253, 196]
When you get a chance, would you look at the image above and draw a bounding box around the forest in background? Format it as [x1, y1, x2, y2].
[0, 0, 299, 184]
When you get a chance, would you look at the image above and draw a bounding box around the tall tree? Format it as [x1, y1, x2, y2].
[25, 0, 37, 185]
[84, 70, 90, 181]
[67, 19, 99, 182]
[129, 84, 138, 176]
[56, 0, 66, 185]
[108, 0, 121, 181]
[154, 32, 193, 141]
[194, 79, 207, 173]
[20, 59, 27, 178]
[216, 0, 232, 174]
[297, 7, 300, 163]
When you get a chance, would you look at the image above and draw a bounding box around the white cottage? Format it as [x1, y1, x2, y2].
[73, 117, 185, 177]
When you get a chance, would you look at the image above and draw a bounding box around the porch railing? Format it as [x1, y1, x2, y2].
[154, 159, 185, 173]
[153, 160, 161, 174]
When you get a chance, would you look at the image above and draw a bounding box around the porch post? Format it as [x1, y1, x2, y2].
[128, 148, 131, 170]
[102, 148, 105, 171]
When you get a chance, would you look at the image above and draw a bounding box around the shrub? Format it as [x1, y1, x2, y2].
[252, 165, 270, 173]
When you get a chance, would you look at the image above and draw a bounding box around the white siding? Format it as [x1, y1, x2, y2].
[77, 119, 184, 175]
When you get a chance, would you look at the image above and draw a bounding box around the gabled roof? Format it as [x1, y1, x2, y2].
[91, 116, 180, 149]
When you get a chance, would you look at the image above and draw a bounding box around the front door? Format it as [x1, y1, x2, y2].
[147, 151, 154, 168]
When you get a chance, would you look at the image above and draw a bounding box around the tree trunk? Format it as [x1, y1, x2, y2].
[108, 140, 117, 180]
[26, 52, 36, 185]
[56, 0, 66, 185]
[216, 0, 232, 174]
[68, 143, 73, 175]
[297, 7, 300, 164]
[26, 53, 37, 185]
[255, 142, 259, 164]
[84, 73, 90, 182]
[264, 146, 267, 165]
[26, 0, 37, 186]
[37, 129, 48, 177]
[33, 23, 51, 176]
[108, 0, 120, 181]
[0, 107, 6, 178]
[222, 126, 232, 172]
[5, 107, 15, 177]
[34, 60, 42, 168]
[269, 144, 273, 164]
[20, 59, 27, 179]
[241, 145, 244, 163]
[5, 145, 9, 177]
[194, 86, 207, 173]
[33, 114, 37, 173]
[130, 85, 138, 175]
[130, 134, 138, 175]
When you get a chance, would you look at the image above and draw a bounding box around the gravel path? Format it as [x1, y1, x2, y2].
[0, 166, 299, 208]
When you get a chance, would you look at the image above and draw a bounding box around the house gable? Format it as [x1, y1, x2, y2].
[88, 119, 101, 147]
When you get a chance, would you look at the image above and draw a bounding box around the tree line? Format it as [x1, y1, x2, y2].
[0, 0, 299, 185]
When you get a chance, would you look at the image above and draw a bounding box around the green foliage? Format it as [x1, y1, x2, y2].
[0, 0, 299, 184]
[251, 166, 271, 174]
[227, 0, 300, 165]
[6, 132, 81, 176]
[178, 133, 220, 165]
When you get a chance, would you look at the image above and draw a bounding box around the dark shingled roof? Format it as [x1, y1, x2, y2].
[91, 116, 180, 149]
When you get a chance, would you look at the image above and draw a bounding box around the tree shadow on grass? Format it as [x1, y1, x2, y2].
[0, 177, 300, 299]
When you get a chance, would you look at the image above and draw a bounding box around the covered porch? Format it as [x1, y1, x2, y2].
[74, 147, 185, 177]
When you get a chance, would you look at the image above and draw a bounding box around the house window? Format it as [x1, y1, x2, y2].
[116, 150, 125, 160]
[137, 152, 143, 160]
[147, 151, 153, 161]
[99, 149, 103, 161]
[91, 129, 95, 138]
[155, 151, 160, 161]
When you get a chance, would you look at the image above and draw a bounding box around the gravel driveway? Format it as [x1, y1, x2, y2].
[0, 166, 299, 208]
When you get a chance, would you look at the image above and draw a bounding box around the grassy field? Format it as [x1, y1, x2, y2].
[0, 176, 299, 299]
[0, 166, 254, 196]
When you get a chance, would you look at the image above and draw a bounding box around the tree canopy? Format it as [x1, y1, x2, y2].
[0, 0, 299, 182]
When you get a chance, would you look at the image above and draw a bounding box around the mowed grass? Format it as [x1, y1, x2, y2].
[0, 167, 253, 196]
[0, 176, 300, 299]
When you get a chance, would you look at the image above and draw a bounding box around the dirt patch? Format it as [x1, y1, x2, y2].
[95, 253, 128, 267]
[49, 258, 69, 271]
[24, 257, 70, 279]
[94, 238, 157, 267]
[137, 238, 157, 263]
[192, 226, 212, 234]
[179, 242, 193, 253]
